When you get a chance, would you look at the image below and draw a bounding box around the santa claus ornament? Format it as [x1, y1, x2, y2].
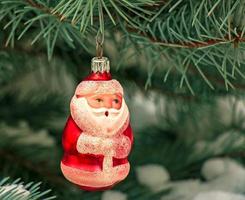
[60, 55, 134, 191]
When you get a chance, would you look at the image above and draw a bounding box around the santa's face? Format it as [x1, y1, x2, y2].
[85, 93, 122, 111]
[70, 92, 129, 137]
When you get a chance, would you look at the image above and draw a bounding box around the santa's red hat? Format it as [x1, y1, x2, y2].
[75, 57, 124, 97]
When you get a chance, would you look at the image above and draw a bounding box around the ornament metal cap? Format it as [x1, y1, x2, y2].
[91, 57, 110, 73]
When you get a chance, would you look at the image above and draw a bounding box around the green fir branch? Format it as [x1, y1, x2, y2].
[0, 177, 56, 200]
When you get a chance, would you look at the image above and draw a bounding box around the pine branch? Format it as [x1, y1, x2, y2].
[219, 150, 245, 158]
[142, 0, 168, 9]
[0, 150, 67, 187]
[2, 0, 245, 91]
[187, 64, 245, 91]
[3, 40, 245, 99]
[129, 27, 245, 49]
[0, 177, 56, 200]
[24, 0, 65, 21]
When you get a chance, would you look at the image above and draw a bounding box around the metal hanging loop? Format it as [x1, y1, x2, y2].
[96, 30, 104, 58]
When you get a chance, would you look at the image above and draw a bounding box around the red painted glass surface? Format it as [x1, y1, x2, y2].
[84, 72, 112, 81]
[61, 116, 133, 191]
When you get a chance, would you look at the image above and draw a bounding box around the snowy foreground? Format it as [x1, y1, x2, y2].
[102, 158, 245, 200]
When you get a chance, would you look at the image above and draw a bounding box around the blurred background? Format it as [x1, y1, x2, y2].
[0, 0, 245, 200]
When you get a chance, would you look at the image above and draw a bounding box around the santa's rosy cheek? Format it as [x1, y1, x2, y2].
[86, 97, 103, 108]
[89, 101, 101, 108]
[112, 102, 122, 109]
[112, 98, 122, 109]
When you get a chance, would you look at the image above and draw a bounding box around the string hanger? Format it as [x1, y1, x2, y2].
[96, 30, 104, 58]
[91, 30, 109, 74]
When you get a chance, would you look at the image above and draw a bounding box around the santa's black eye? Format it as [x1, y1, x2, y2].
[113, 99, 119, 104]
[96, 98, 103, 102]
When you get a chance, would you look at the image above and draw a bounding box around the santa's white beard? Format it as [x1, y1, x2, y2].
[70, 97, 129, 137]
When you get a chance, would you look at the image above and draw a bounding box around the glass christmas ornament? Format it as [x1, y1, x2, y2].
[60, 57, 134, 191]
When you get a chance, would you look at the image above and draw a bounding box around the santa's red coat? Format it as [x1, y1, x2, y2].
[61, 116, 134, 191]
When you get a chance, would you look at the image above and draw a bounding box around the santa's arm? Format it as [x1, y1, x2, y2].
[62, 116, 82, 153]
[123, 124, 134, 145]
[76, 134, 106, 155]
[114, 124, 134, 159]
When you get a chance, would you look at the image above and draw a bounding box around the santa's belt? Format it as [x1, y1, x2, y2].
[62, 153, 128, 172]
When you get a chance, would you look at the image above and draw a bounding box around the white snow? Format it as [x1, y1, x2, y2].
[0, 184, 30, 199]
[161, 180, 202, 200]
[0, 121, 55, 147]
[129, 91, 159, 131]
[195, 131, 245, 156]
[201, 158, 232, 181]
[217, 97, 245, 128]
[101, 190, 127, 200]
[18, 129, 55, 147]
[201, 158, 245, 193]
[136, 164, 170, 192]
[160, 158, 245, 200]
[193, 191, 245, 200]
